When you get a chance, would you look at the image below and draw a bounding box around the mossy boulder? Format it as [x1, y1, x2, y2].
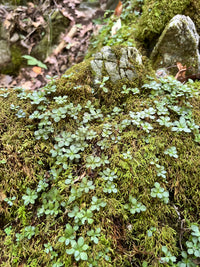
[136, 0, 190, 42]
[150, 15, 200, 75]
[136, 0, 200, 52]
[0, 47, 200, 266]
[1, 2, 200, 266]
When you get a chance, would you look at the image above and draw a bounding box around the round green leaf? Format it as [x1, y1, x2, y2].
[80, 252, 88, 260]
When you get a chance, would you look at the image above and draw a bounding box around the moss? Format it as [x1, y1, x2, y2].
[136, 0, 190, 43]
[1, 44, 24, 75]
[1, 25, 200, 266]
[185, 0, 200, 35]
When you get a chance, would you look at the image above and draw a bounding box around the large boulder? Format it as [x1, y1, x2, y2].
[150, 15, 200, 75]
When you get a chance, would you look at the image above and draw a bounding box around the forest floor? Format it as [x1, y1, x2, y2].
[0, 0, 111, 90]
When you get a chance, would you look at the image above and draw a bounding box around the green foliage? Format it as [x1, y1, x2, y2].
[58, 224, 79, 246]
[160, 246, 176, 264]
[177, 251, 196, 267]
[121, 85, 140, 95]
[24, 226, 36, 239]
[87, 2, 140, 56]
[186, 225, 200, 258]
[150, 182, 169, 204]
[4, 196, 16, 206]
[22, 55, 47, 69]
[86, 155, 102, 169]
[136, 0, 190, 41]
[79, 177, 95, 193]
[22, 188, 38, 205]
[90, 196, 107, 211]
[164, 146, 178, 158]
[87, 227, 101, 244]
[103, 181, 118, 194]
[100, 168, 118, 182]
[66, 237, 89, 261]
[124, 195, 146, 214]
[15, 109, 26, 118]
[95, 76, 109, 93]
[147, 227, 157, 237]
[37, 188, 63, 217]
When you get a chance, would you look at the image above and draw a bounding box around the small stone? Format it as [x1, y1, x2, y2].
[91, 46, 144, 83]
[125, 69, 136, 80]
[101, 46, 117, 61]
[90, 59, 103, 80]
[127, 47, 142, 65]
[94, 52, 103, 60]
[10, 33, 20, 43]
[105, 61, 120, 82]
[0, 40, 11, 67]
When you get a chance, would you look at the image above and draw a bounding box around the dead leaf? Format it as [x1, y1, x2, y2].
[63, 0, 81, 9]
[60, 8, 75, 22]
[3, 13, 13, 30]
[111, 18, 121, 36]
[20, 80, 33, 90]
[32, 66, 42, 75]
[75, 8, 97, 20]
[114, 1, 123, 17]
[32, 16, 45, 28]
[174, 180, 180, 197]
[0, 190, 7, 202]
[27, 2, 36, 14]
[175, 62, 187, 82]
[0, 74, 12, 87]
[79, 22, 93, 38]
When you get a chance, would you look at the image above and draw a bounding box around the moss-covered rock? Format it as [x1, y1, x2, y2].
[0, 51, 200, 266]
[150, 15, 200, 75]
[136, 0, 200, 52]
[136, 0, 190, 43]
[1, 2, 200, 265]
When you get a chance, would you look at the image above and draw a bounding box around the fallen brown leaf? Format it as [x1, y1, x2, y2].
[175, 62, 187, 82]
[32, 66, 42, 75]
[114, 1, 123, 17]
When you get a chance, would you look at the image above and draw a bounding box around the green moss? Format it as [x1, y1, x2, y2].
[1, 42, 200, 266]
[1, 45, 24, 75]
[136, 0, 190, 43]
[185, 0, 200, 35]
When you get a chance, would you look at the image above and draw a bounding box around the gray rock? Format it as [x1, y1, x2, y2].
[91, 46, 143, 83]
[0, 22, 11, 69]
[127, 47, 142, 65]
[105, 61, 121, 82]
[101, 46, 117, 62]
[0, 40, 11, 68]
[90, 59, 103, 81]
[120, 47, 131, 68]
[151, 15, 200, 74]
[94, 52, 103, 60]
[124, 69, 136, 81]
